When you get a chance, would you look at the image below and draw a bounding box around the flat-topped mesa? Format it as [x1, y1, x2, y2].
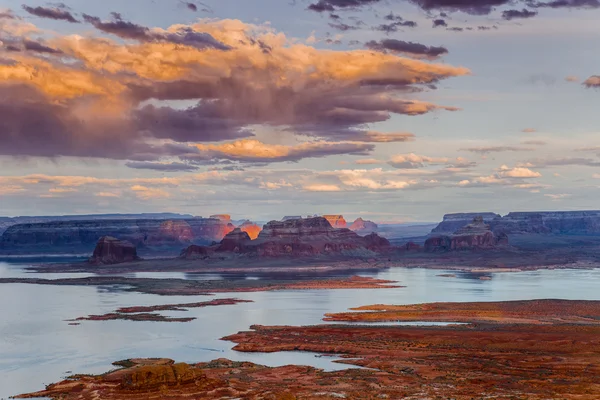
[349, 218, 378, 234]
[431, 212, 501, 235]
[425, 216, 508, 252]
[0, 218, 235, 255]
[323, 215, 347, 229]
[281, 216, 302, 221]
[253, 217, 390, 257]
[492, 210, 600, 234]
[89, 236, 140, 265]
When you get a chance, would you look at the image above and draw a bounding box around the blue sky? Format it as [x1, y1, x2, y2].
[1, 0, 600, 222]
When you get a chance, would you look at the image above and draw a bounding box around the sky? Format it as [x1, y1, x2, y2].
[1, 0, 600, 222]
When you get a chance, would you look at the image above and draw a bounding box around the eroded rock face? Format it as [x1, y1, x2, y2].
[217, 228, 252, 253]
[425, 216, 508, 252]
[179, 245, 213, 260]
[180, 217, 391, 258]
[431, 213, 501, 235]
[323, 215, 347, 229]
[349, 218, 378, 234]
[0, 218, 234, 254]
[89, 236, 139, 264]
[254, 217, 390, 257]
[238, 221, 261, 240]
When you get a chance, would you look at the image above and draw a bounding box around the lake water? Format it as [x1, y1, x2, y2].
[0, 262, 599, 399]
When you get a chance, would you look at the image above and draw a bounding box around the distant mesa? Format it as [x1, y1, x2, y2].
[431, 213, 501, 235]
[425, 216, 508, 252]
[282, 216, 302, 221]
[89, 236, 140, 265]
[181, 216, 390, 259]
[210, 214, 232, 222]
[430, 210, 600, 235]
[349, 218, 378, 234]
[323, 215, 348, 229]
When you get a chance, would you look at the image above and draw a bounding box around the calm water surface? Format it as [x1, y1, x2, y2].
[0, 262, 599, 398]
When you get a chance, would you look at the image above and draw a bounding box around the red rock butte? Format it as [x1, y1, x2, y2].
[323, 215, 347, 229]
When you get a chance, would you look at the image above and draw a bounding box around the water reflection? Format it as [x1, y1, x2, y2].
[0, 263, 599, 398]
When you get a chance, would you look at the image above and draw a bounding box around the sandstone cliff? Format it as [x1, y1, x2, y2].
[89, 236, 139, 264]
[431, 210, 600, 236]
[0, 218, 234, 255]
[180, 217, 390, 259]
[238, 221, 262, 240]
[425, 216, 508, 252]
[349, 218, 378, 234]
[431, 213, 501, 235]
[323, 215, 348, 229]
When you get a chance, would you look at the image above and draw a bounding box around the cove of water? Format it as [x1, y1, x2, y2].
[0, 261, 599, 399]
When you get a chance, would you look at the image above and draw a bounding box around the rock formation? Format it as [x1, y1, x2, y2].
[217, 228, 252, 253]
[282, 216, 302, 221]
[210, 214, 231, 222]
[253, 217, 389, 257]
[238, 221, 261, 240]
[431, 210, 600, 236]
[180, 217, 391, 258]
[349, 218, 378, 234]
[89, 236, 139, 264]
[0, 218, 234, 255]
[492, 211, 600, 234]
[323, 215, 347, 229]
[431, 213, 501, 235]
[425, 216, 508, 252]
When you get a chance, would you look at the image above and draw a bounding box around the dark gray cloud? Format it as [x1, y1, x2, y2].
[0, 85, 156, 159]
[410, 0, 509, 15]
[22, 5, 79, 23]
[308, 0, 380, 12]
[125, 161, 199, 171]
[22, 39, 63, 54]
[502, 8, 538, 19]
[82, 13, 230, 50]
[133, 102, 255, 143]
[433, 19, 447, 27]
[374, 12, 417, 32]
[185, 2, 198, 11]
[527, 0, 600, 8]
[328, 22, 360, 30]
[365, 39, 448, 59]
[447, 27, 464, 31]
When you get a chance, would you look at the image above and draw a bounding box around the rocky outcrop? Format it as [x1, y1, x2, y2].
[492, 211, 600, 234]
[89, 236, 139, 264]
[238, 221, 261, 240]
[210, 214, 231, 222]
[0, 218, 234, 255]
[323, 215, 347, 229]
[403, 242, 422, 251]
[349, 218, 378, 234]
[425, 216, 508, 252]
[217, 228, 252, 253]
[180, 217, 391, 258]
[282, 216, 302, 221]
[431, 213, 501, 235]
[253, 217, 389, 257]
[432, 210, 600, 236]
[180, 245, 213, 260]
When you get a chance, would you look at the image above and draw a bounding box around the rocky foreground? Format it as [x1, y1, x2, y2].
[16, 299, 600, 399]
